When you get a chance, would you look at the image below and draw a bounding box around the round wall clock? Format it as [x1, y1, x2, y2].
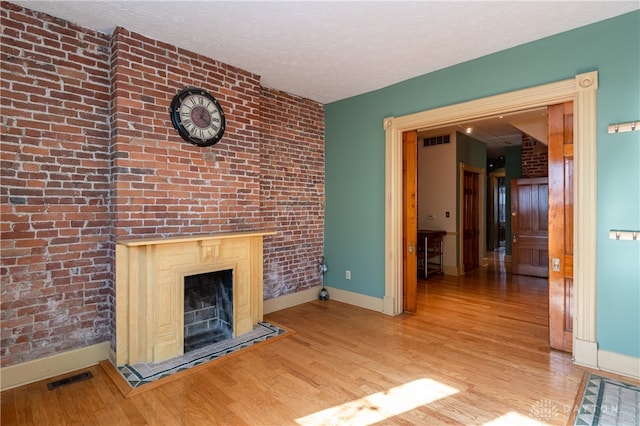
[170, 88, 226, 147]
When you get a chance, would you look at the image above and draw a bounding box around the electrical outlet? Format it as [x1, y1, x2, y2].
[345, 270, 351, 280]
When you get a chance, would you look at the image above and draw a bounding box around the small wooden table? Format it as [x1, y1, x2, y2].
[417, 230, 446, 278]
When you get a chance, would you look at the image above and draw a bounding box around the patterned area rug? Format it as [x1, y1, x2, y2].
[574, 374, 640, 425]
[117, 322, 288, 389]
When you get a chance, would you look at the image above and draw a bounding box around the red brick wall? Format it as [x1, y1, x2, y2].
[521, 134, 548, 178]
[260, 88, 325, 298]
[109, 27, 263, 237]
[0, 2, 325, 367]
[1, 2, 113, 366]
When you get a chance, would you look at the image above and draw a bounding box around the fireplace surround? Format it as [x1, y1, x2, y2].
[115, 231, 274, 366]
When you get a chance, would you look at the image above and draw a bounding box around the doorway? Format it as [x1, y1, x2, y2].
[488, 172, 507, 251]
[462, 168, 480, 273]
[383, 72, 598, 368]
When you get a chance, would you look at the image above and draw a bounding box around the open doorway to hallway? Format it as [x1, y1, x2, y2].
[410, 101, 575, 354]
[386, 72, 598, 367]
[415, 106, 547, 275]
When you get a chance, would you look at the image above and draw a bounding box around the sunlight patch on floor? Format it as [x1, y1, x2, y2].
[295, 378, 459, 426]
[483, 411, 545, 425]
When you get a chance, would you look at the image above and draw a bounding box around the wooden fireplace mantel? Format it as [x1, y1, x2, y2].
[115, 230, 276, 366]
[117, 230, 277, 247]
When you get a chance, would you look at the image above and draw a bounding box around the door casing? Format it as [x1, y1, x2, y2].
[488, 171, 507, 251]
[382, 72, 598, 369]
[548, 101, 575, 352]
[402, 130, 418, 313]
[459, 164, 486, 274]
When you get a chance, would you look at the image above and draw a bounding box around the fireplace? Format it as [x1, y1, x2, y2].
[184, 269, 233, 353]
[114, 231, 274, 365]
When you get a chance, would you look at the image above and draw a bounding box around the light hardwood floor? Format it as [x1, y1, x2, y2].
[0, 258, 614, 425]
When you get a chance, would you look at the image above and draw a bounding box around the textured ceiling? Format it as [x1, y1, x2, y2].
[11, 1, 640, 104]
[418, 107, 548, 157]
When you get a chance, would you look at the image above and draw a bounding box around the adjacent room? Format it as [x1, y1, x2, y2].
[2, 1, 639, 424]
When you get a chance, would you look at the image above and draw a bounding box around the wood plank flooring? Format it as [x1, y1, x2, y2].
[2, 261, 601, 425]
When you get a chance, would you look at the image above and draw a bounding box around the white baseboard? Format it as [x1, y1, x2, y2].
[264, 286, 384, 314]
[443, 265, 459, 276]
[323, 286, 384, 312]
[382, 295, 397, 316]
[0, 341, 110, 391]
[263, 286, 320, 314]
[598, 349, 640, 380]
[573, 338, 598, 369]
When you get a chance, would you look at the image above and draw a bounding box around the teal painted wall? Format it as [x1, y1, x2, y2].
[324, 11, 640, 357]
[324, 103, 386, 298]
[457, 132, 487, 170]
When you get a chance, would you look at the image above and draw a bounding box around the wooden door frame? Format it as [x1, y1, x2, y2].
[402, 131, 418, 313]
[382, 71, 598, 369]
[459, 163, 487, 274]
[488, 170, 507, 252]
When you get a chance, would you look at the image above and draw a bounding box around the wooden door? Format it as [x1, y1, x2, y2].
[548, 102, 574, 352]
[463, 170, 480, 272]
[511, 177, 549, 278]
[402, 131, 418, 313]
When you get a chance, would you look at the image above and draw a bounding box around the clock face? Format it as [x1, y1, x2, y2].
[170, 88, 226, 146]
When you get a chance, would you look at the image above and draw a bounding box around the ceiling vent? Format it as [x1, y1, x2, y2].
[423, 134, 450, 147]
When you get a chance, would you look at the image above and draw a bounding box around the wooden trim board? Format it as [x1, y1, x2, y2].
[0, 342, 110, 391]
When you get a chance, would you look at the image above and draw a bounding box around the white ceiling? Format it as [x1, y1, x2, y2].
[418, 107, 548, 157]
[11, 1, 640, 104]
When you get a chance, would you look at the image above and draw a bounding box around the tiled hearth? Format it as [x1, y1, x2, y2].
[114, 231, 274, 366]
[118, 322, 287, 389]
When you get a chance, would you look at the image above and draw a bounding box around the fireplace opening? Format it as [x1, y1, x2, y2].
[184, 269, 233, 353]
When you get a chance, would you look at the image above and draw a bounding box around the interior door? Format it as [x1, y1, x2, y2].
[402, 131, 418, 313]
[511, 177, 549, 277]
[548, 101, 574, 352]
[462, 170, 480, 272]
